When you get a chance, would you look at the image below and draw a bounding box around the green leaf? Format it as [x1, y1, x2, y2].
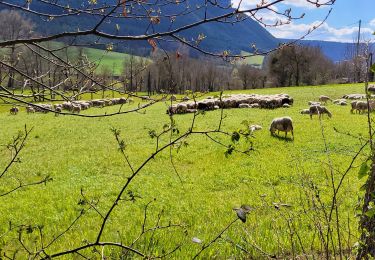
[365, 208, 375, 218]
[148, 130, 157, 139]
[358, 162, 370, 180]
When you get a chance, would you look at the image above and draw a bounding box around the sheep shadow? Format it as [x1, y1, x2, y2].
[271, 134, 294, 142]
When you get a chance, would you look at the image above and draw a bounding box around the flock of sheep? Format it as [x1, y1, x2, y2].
[270, 92, 375, 139]
[9, 97, 133, 115]
[7, 88, 375, 140]
[167, 93, 294, 115]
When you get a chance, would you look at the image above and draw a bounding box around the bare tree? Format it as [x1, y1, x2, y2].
[237, 64, 267, 89]
[0, 10, 34, 91]
[267, 44, 334, 87]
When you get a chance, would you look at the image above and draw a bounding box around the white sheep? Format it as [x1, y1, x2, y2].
[368, 85, 375, 93]
[72, 104, 81, 114]
[300, 109, 310, 114]
[309, 105, 332, 119]
[319, 95, 332, 104]
[177, 103, 188, 114]
[26, 106, 35, 114]
[55, 106, 62, 116]
[269, 117, 294, 139]
[351, 101, 375, 114]
[308, 101, 321, 106]
[239, 103, 250, 108]
[249, 124, 262, 132]
[333, 99, 346, 104]
[249, 103, 260, 108]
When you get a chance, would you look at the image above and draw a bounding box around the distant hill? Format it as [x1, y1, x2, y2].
[295, 40, 354, 62]
[1, 0, 279, 55]
[1, 1, 354, 62]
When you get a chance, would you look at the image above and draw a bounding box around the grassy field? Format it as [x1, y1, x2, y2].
[44, 41, 149, 76]
[0, 83, 372, 258]
[238, 51, 265, 68]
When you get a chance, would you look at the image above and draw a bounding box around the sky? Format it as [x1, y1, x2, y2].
[231, 0, 375, 42]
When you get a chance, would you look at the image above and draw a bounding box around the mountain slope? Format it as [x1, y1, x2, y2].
[297, 40, 353, 62]
[1, 0, 280, 55]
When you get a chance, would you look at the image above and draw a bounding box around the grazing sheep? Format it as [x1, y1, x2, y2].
[333, 99, 347, 105]
[309, 105, 332, 119]
[26, 106, 35, 114]
[162, 93, 293, 114]
[249, 103, 260, 108]
[239, 103, 250, 108]
[92, 100, 104, 107]
[118, 97, 127, 104]
[356, 101, 368, 114]
[197, 100, 214, 110]
[269, 117, 294, 139]
[80, 103, 90, 110]
[72, 104, 81, 114]
[351, 101, 375, 114]
[351, 101, 358, 113]
[182, 96, 190, 101]
[308, 101, 321, 106]
[33, 104, 51, 113]
[62, 102, 73, 111]
[167, 105, 177, 115]
[186, 102, 196, 109]
[10, 107, 19, 115]
[170, 95, 177, 101]
[343, 94, 366, 100]
[300, 109, 310, 114]
[177, 103, 188, 114]
[282, 97, 294, 106]
[104, 99, 112, 106]
[97, 100, 105, 107]
[368, 84, 375, 93]
[319, 95, 332, 104]
[55, 106, 62, 116]
[249, 124, 262, 132]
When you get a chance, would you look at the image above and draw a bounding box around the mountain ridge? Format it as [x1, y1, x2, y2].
[1, 1, 350, 61]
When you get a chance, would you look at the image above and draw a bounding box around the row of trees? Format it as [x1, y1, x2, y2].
[103, 44, 370, 95]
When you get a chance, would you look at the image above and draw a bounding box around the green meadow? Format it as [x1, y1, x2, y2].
[44, 42, 148, 76]
[0, 83, 372, 258]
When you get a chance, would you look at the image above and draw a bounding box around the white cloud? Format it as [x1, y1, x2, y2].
[369, 18, 375, 28]
[268, 21, 374, 42]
